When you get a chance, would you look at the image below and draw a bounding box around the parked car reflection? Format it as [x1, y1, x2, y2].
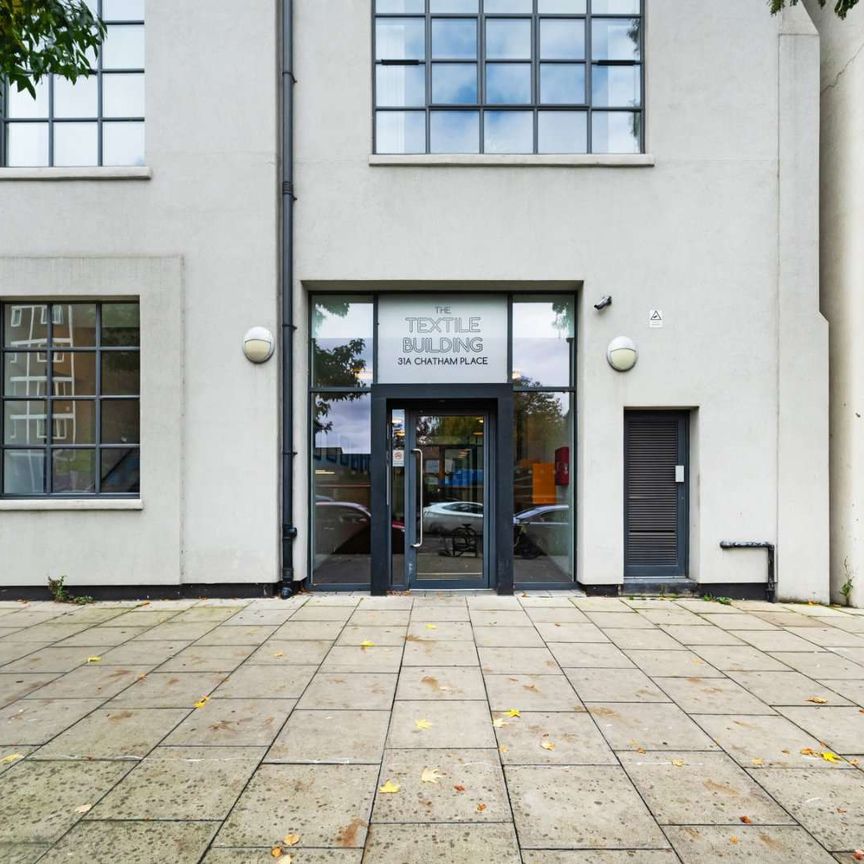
[514, 504, 570, 557]
[315, 500, 405, 556]
[422, 501, 484, 535]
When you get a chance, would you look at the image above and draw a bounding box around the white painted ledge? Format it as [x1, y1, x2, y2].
[0, 499, 143, 511]
[0, 167, 152, 181]
[369, 154, 655, 168]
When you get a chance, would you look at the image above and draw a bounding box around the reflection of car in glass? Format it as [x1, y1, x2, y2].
[315, 501, 405, 556]
[422, 501, 483, 535]
[514, 505, 570, 557]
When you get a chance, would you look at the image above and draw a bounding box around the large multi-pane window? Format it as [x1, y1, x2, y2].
[373, 0, 642, 155]
[0, 0, 145, 167]
[1, 302, 140, 496]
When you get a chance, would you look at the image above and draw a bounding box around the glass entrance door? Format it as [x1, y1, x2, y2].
[390, 407, 490, 589]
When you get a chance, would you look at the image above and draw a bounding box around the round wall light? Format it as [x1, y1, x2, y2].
[242, 327, 275, 363]
[606, 336, 638, 372]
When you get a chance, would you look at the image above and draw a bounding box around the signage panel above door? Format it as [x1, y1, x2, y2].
[377, 295, 509, 385]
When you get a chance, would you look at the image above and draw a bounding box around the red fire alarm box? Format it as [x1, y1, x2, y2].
[555, 446, 570, 486]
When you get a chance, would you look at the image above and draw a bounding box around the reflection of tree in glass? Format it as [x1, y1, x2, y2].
[513, 381, 567, 460]
[627, 18, 641, 136]
[416, 415, 484, 446]
[313, 300, 367, 435]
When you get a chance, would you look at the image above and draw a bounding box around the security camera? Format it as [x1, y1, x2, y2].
[594, 295, 612, 311]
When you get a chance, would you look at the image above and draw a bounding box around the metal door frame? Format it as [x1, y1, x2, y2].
[623, 410, 690, 580]
[370, 384, 514, 596]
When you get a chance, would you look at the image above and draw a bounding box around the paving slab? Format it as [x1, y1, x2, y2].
[479, 646, 560, 674]
[273, 621, 346, 641]
[769, 651, 864, 680]
[625, 649, 724, 677]
[534, 622, 609, 643]
[691, 646, 788, 672]
[96, 639, 193, 667]
[363, 823, 521, 864]
[1, 623, 91, 643]
[406, 621, 473, 641]
[549, 642, 634, 668]
[409, 605, 471, 621]
[290, 606, 355, 623]
[507, 764, 669, 849]
[588, 703, 719, 752]
[349, 610, 411, 627]
[212, 663, 317, 699]
[493, 710, 617, 765]
[660, 625, 745, 646]
[195, 625, 278, 646]
[221, 607, 299, 626]
[618, 750, 794, 825]
[469, 610, 535, 627]
[267, 709, 390, 763]
[585, 612, 658, 629]
[216, 764, 378, 849]
[133, 622, 217, 641]
[109, 671, 227, 708]
[89, 745, 264, 819]
[55, 626, 150, 647]
[524, 607, 590, 624]
[157, 644, 256, 673]
[0, 698, 103, 745]
[1, 645, 103, 674]
[0, 845, 51, 864]
[395, 665, 487, 700]
[336, 626, 407, 646]
[604, 629, 686, 651]
[0, 759, 132, 843]
[402, 638, 479, 666]
[728, 670, 851, 707]
[730, 630, 825, 652]
[653, 677, 773, 715]
[820, 678, 864, 706]
[0, 643, 51, 666]
[296, 673, 397, 710]
[700, 614, 777, 631]
[21, 665, 148, 700]
[664, 825, 838, 863]
[638, 609, 710, 627]
[172, 607, 247, 623]
[321, 645, 404, 673]
[101, 608, 181, 626]
[372, 748, 509, 822]
[476, 624, 557, 646]
[753, 610, 826, 628]
[775, 706, 864, 754]
[386, 700, 495, 748]
[246, 639, 332, 664]
[0, 673, 60, 706]
[163, 698, 294, 747]
[45, 819, 218, 864]
[484, 674, 582, 712]
[522, 853, 679, 864]
[203, 851, 362, 863]
[564, 668, 670, 703]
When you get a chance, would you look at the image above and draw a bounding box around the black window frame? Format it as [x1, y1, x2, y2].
[372, 0, 644, 155]
[0, 0, 145, 168]
[0, 300, 141, 498]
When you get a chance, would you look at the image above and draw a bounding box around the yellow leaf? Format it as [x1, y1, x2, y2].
[800, 747, 818, 757]
[821, 751, 841, 763]
[0, 753, 23, 765]
[499, 745, 509, 754]
[271, 846, 283, 859]
[360, 640, 375, 649]
[282, 834, 300, 847]
[379, 779, 401, 794]
[75, 804, 92, 814]
[86, 656, 101, 664]
[425, 624, 438, 630]
[671, 759, 685, 768]
[492, 717, 507, 728]
[193, 696, 209, 709]
[729, 836, 740, 845]
[739, 815, 753, 825]
[273, 651, 285, 658]
[476, 802, 487, 812]
[541, 741, 556, 751]
[807, 696, 828, 704]
[505, 709, 520, 718]
[415, 719, 432, 730]
[421, 767, 442, 784]
[751, 758, 765, 767]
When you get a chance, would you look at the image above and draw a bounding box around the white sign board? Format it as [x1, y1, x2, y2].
[648, 309, 664, 328]
[377, 295, 509, 384]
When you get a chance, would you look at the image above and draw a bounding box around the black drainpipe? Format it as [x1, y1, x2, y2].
[279, 0, 298, 599]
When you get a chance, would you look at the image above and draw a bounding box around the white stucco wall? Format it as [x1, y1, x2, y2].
[804, 0, 864, 607]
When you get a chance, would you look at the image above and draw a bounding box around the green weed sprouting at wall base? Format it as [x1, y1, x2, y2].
[47, 575, 94, 605]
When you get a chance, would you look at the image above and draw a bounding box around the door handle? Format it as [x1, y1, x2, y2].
[411, 448, 423, 549]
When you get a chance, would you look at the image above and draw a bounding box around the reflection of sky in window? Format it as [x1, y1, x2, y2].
[377, 65, 426, 107]
[377, 0, 424, 11]
[433, 64, 478, 104]
[592, 18, 640, 61]
[430, 0, 478, 10]
[487, 0, 532, 11]
[486, 20, 531, 60]
[315, 395, 371, 454]
[431, 111, 480, 153]
[376, 19, 425, 60]
[592, 0, 639, 13]
[538, 111, 587, 154]
[432, 19, 477, 59]
[539, 0, 586, 11]
[540, 64, 585, 104]
[485, 111, 533, 154]
[313, 301, 373, 341]
[376, 111, 426, 154]
[592, 111, 640, 154]
[486, 64, 531, 104]
[512, 302, 574, 386]
[592, 65, 641, 108]
[540, 19, 585, 60]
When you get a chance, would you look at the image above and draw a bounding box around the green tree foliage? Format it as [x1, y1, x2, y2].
[770, 0, 858, 18]
[0, 0, 104, 98]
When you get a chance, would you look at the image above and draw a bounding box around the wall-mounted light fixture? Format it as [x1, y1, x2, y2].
[243, 327, 275, 363]
[606, 336, 638, 372]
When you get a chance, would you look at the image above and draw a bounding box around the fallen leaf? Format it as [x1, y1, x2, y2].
[739, 816, 753, 825]
[807, 696, 828, 704]
[850, 759, 860, 767]
[853, 850, 864, 861]
[86, 656, 101, 664]
[415, 719, 432, 730]
[273, 651, 285, 658]
[499, 745, 509, 754]
[454, 784, 466, 793]
[671, 759, 685, 768]
[751, 758, 765, 767]
[0, 753, 23, 765]
[476, 803, 487, 812]
[837, 807, 848, 814]
[541, 741, 556, 751]
[492, 717, 507, 728]
[421, 767, 442, 784]
[137, 601, 151, 607]
[379, 780, 401, 794]
[360, 641, 375, 649]
[283, 834, 300, 847]
[193, 696, 209, 709]
[271, 846, 283, 859]
[75, 804, 92, 814]
[821, 751, 841, 763]
[505, 709, 521, 718]
[425, 624, 438, 630]
[800, 747, 818, 757]
[729, 836, 740, 845]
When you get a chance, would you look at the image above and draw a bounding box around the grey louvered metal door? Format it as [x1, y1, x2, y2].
[624, 412, 689, 579]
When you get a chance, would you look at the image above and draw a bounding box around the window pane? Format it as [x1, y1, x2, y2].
[485, 0, 532, 12]
[512, 297, 574, 386]
[53, 123, 99, 167]
[486, 19, 531, 60]
[430, 110, 480, 153]
[6, 123, 49, 167]
[376, 0, 424, 11]
[52, 400, 96, 445]
[102, 121, 145, 166]
[103, 73, 146, 117]
[52, 449, 96, 494]
[52, 352, 96, 397]
[432, 63, 477, 104]
[484, 110, 533, 154]
[102, 24, 146, 68]
[102, 399, 139, 444]
[3, 401, 47, 446]
[3, 304, 48, 348]
[592, 110, 641, 153]
[102, 304, 140, 346]
[101, 351, 140, 395]
[430, 0, 478, 9]
[539, 0, 586, 11]
[53, 75, 98, 118]
[3, 450, 45, 495]
[432, 19, 477, 59]
[313, 394, 372, 587]
[376, 111, 426, 154]
[540, 19, 585, 59]
[7, 79, 48, 118]
[514, 391, 573, 583]
[540, 63, 585, 104]
[486, 63, 531, 104]
[592, 18, 641, 61]
[376, 19, 425, 60]
[538, 110, 587, 153]
[593, 0, 640, 12]
[102, 0, 146, 18]
[592, 64, 641, 107]
[376, 64, 426, 107]
[53, 304, 97, 347]
[312, 298, 374, 387]
[101, 448, 140, 493]
[4, 353, 49, 398]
